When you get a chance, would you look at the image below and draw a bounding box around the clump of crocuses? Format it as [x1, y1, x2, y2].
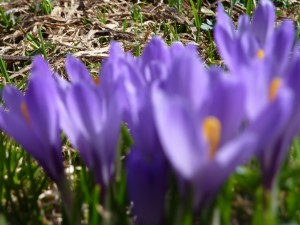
[0, 0, 299, 224]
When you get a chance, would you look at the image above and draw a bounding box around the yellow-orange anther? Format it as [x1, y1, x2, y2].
[256, 49, 265, 59]
[268, 77, 282, 102]
[20, 101, 31, 125]
[202, 116, 221, 159]
[93, 77, 100, 85]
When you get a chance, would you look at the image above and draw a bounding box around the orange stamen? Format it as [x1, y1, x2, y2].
[20, 101, 31, 125]
[93, 77, 100, 85]
[202, 116, 221, 159]
[256, 49, 265, 59]
[268, 77, 282, 102]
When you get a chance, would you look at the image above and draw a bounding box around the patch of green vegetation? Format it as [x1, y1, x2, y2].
[28, 0, 53, 15]
[25, 29, 55, 59]
[0, 6, 19, 32]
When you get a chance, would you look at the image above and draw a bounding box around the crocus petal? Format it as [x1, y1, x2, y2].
[128, 90, 164, 160]
[166, 49, 208, 110]
[53, 72, 70, 92]
[214, 25, 234, 66]
[256, 88, 294, 188]
[108, 41, 124, 60]
[267, 19, 295, 73]
[140, 37, 170, 70]
[240, 61, 270, 120]
[29, 55, 52, 80]
[64, 83, 104, 139]
[251, 0, 275, 45]
[25, 64, 60, 146]
[127, 149, 168, 225]
[0, 108, 41, 159]
[194, 133, 257, 207]
[152, 88, 207, 179]
[237, 14, 250, 34]
[100, 41, 126, 85]
[216, 3, 235, 38]
[239, 30, 260, 60]
[2, 86, 24, 116]
[170, 41, 185, 57]
[205, 73, 246, 145]
[65, 55, 93, 84]
[144, 61, 168, 85]
[287, 55, 300, 97]
[214, 26, 249, 72]
[96, 94, 121, 185]
[295, 40, 300, 56]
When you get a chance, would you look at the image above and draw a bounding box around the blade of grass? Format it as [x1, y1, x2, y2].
[38, 26, 47, 60]
[190, 0, 202, 43]
[0, 58, 10, 83]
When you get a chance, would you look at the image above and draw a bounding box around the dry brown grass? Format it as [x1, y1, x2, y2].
[0, 0, 250, 80]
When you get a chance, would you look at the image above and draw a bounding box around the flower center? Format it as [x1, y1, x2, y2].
[268, 77, 282, 102]
[202, 116, 221, 159]
[93, 76, 100, 85]
[256, 49, 265, 59]
[20, 101, 31, 125]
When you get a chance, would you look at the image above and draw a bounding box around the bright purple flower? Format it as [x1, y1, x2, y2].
[127, 149, 168, 225]
[257, 54, 300, 189]
[65, 55, 96, 85]
[99, 38, 174, 224]
[251, 0, 275, 45]
[215, 0, 300, 189]
[0, 56, 63, 182]
[99, 37, 198, 124]
[151, 48, 293, 206]
[214, 0, 295, 77]
[126, 92, 169, 225]
[120, 66, 169, 225]
[214, 0, 296, 121]
[57, 56, 121, 186]
[124, 110, 168, 224]
[126, 132, 169, 225]
[99, 41, 143, 124]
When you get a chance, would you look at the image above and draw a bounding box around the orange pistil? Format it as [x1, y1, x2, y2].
[93, 77, 100, 85]
[256, 49, 265, 60]
[20, 101, 31, 125]
[202, 116, 221, 159]
[268, 77, 282, 102]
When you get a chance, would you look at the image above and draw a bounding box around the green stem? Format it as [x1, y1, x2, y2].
[262, 183, 278, 225]
[56, 175, 79, 225]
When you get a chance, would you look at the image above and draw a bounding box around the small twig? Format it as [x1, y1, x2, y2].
[0, 55, 32, 62]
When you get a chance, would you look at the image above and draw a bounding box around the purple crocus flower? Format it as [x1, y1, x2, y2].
[65, 55, 96, 85]
[99, 37, 198, 124]
[215, 0, 300, 189]
[99, 37, 176, 225]
[127, 150, 168, 225]
[214, 0, 295, 78]
[151, 47, 293, 206]
[0, 56, 63, 183]
[257, 54, 300, 189]
[126, 91, 169, 225]
[99, 41, 143, 124]
[57, 55, 121, 186]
